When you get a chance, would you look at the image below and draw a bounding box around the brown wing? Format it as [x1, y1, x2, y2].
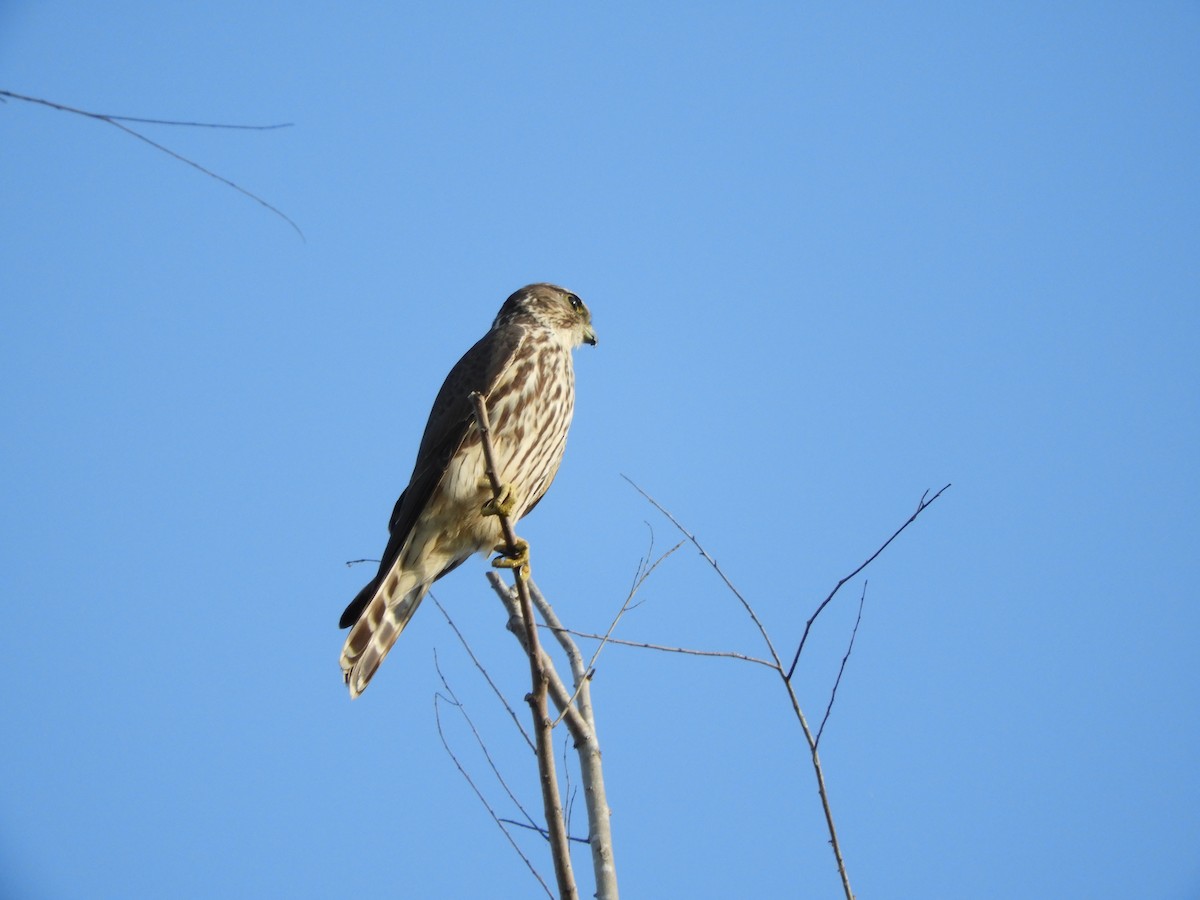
[338, 324, 526, 628]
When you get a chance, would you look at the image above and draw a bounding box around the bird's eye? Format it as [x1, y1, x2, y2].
[567, 293, 583, 311]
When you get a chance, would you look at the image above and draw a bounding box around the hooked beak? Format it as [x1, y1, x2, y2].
[582, 324, 598, 346]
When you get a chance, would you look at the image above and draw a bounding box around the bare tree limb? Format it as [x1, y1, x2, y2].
[815, 582, 867, 750]
[617, 501, 848, 895]
[786, 484, 950, 681]
[433, 651, 543, 839]
[549, 536, 684, 730]
[432, 594, 535, 753]
[485, 574, 590, 738]
[484, 572, 624, 899]
[624, 481, 950, 900]
[0, 89, 293, 129]
[499, 819, 591, 845]
[1, 88, 303, 239]
[548, 627, 776, 669]
[561, 736, 576, 843]
[433, 686, 553, 899]
[780, 678, 850, 899]
[482, 572, 620, 900]
[527, 582, 619, 899]
[620, 475, 787, 672]
[470, 393, 577, 900]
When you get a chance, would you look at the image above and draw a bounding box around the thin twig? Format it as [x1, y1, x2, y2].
[622, 476, 786, 670]
[433, 652, 542, 837]
[561, 736, 577, 845]
[432, 594, 535, 752]
[781, 678, 851, 899]
[787, 484, 950, 681]
[546, 627, 776, 669]
[629, 482, 949, 900]
[550, 536, 685, 729]
[471, 392, 578, 900]
[815, 583, 867, 750]
[0, 89, 293, 128]
[433, 690, 553, 899]
[1, 89, 303, 239]
[499, 819, 591, 845]
[626, 477, 854, 899]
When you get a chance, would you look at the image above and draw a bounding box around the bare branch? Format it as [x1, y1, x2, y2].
[550, 536, 685, 729]
[626, 477, 855, 899]
[781, 677, 852, 900]
[786, 484, 950, 681]
[1, 88, 303, 239]
[527, 582, 619, 900]
[433, 652, 542, 836]
[485, 572, 620, 898]
[433, 688, 553, 899]
[815, 582, 867, 750]
[499, 819, 591, 846]
[432, 594, 534, 752]
[0, 89, 292, 128]
[470, 393, 578, 900]
[547, 627, 775, 669]
[621, 475, 786, 671]
[485, 574, 590, 738]
[627, 481, 949, 900]
[561, 736, 578, 847]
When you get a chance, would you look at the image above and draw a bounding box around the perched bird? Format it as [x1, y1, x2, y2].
[339, 283, 597, 698]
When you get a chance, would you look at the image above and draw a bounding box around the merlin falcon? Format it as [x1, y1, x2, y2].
[338, 283, 597, 698]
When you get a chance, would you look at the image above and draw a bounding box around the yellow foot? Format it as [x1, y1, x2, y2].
[481, 483, 518, 519]
[491, 537, 530, 578]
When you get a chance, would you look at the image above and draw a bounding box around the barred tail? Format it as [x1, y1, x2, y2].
[340, 576, 427, 699]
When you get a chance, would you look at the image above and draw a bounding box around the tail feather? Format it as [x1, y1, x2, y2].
[338, 579, 376, 629]
[340, 582, 427, 698]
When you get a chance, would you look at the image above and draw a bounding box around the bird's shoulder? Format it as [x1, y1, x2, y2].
[416, 322, 528, 456]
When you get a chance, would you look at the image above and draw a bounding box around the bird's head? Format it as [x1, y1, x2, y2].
[495, 283, 598, 348]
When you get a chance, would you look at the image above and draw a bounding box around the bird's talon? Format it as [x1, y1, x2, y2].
[491, 538, 530, 576]
[482, 483, 518, 519]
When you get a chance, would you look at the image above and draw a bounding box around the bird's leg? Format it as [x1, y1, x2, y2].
[491, 537, 530, 578]
[481, 482, 518, 519]
[482, 482, 530, 575]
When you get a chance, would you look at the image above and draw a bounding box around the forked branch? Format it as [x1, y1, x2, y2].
[0, 89, 302, 238]
[432, 654, 554, 899]
[626, 478, 951, 900]
[786, 484, 950, 681]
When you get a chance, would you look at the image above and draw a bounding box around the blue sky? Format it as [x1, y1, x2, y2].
[2, 3, 1198, 897]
